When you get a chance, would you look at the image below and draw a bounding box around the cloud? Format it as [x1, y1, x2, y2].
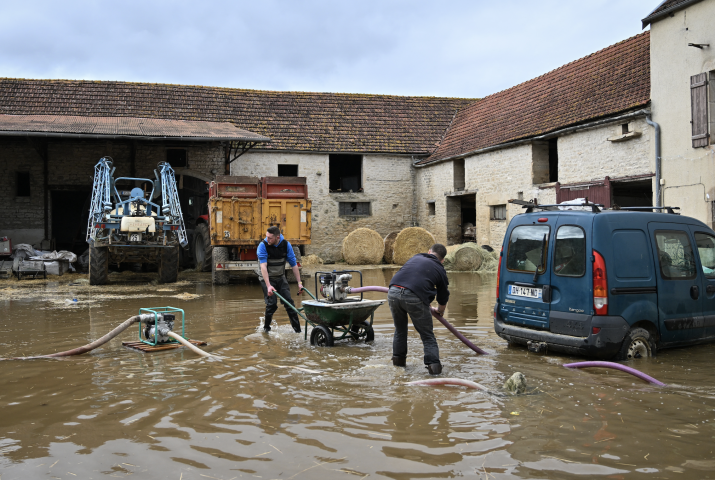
[0, 0, 657, 97]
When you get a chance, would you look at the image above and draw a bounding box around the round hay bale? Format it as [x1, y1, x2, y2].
[383, 231, 400, 263]
[301, 254, 323, 265]
[342, 228, 384, 265]
[392, 227, 436, 265]
[452, 244, 484, 271]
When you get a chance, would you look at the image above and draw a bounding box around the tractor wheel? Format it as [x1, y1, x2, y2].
[310, 325, 334, 347]
[193, 223, 212, 272]
[212, 246, 229, 285]
[158, 246, 179, 284]
[615, 327, 656, 361]
[89, 244, 109, 285]
[350, 321, 375, 342]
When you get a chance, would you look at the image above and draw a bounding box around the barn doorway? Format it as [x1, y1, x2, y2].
[446, 193, 477, 245]
[51, 190, 91, 254]
[612, 179, 653, 208]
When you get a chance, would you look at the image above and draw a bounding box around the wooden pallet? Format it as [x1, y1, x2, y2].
[122, 339, 207, 353]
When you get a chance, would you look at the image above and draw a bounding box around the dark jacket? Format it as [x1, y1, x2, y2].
[389, 253, 450, 306]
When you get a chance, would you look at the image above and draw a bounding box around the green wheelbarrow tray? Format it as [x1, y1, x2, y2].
[272, 289, 385, 345]
[301, 299, 385, 328]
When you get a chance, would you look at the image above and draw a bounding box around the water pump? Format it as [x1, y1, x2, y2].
[319, 272, 353, 302]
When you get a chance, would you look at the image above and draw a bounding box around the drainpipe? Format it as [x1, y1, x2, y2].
[646, 115, 661, 207]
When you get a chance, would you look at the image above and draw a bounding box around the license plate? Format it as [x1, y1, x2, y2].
[217, 262, 256, 270]
[129, 233, 142, 242]
[508, 285, 542, 299]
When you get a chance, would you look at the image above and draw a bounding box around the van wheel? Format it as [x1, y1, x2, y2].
[616, 327, 655, 360]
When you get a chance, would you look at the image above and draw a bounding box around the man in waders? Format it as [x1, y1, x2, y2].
[258, 226, 304, 333]
[388, 244, 449, 375]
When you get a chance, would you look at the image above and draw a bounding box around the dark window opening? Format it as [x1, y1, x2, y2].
[454, 159, 465, 191]
[612, 179, 652, 208]
[428, 202, 436, 216]
[339, 202, 370, 216]
[548, 138, 558, 182]
[278, 164, 298, 177]
[166, 149, 187, 168]
[621, 123, 630, 135]
[16, 172, 30, 197]
[329, 154, 362, 192]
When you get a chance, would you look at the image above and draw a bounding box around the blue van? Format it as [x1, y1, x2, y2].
[493, 202, 715, 360]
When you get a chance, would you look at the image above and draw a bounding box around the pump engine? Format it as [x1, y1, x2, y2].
[142, 313, 175, 344]
[319, 272, 353, 303]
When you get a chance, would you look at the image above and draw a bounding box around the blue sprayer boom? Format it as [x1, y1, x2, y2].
[86, 156, 187, 285]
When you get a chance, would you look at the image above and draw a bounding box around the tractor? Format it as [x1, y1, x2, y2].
[86, 157, 188, 285]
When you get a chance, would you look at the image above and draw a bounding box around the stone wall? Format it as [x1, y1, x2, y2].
[415, 161, 454, 243]
[557, 118, 651, 184]
[235, 151, 415, 261]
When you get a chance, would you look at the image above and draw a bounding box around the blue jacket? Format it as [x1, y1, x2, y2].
[257, 234, 297, 267]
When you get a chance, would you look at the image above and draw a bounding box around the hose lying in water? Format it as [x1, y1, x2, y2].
[563, 361, 666, 386]
[0, 314, 216, 360]
[406, 377, 490, 392]
[347, 285, 489, 355]
[166, 331, 220, 359]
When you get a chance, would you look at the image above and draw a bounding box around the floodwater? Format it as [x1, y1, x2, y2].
[1, 268, 715, 479]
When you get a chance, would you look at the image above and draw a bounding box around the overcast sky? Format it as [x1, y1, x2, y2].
[0, 1, 658, 99]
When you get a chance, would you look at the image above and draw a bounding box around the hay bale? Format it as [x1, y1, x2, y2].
[443, 243, 497, 272]
[301, 254, 323, 265]
[383, 231, 400, 263]
[392, 227, 436, 265]
[342, 228, 384, 265]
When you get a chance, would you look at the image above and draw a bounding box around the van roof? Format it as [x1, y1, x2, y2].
[515, 208, 711, 229]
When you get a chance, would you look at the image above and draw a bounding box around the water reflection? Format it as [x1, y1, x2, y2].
[0, 269, 714, 478]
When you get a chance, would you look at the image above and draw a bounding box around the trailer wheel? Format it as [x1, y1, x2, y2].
[159, 246, 179, 284]
[212, 246, 229, 285]
[350, 321, 375, 342]
[89, 244, 109, 285]
[193, 223, 212, 272]
[310, 325, 334, 347]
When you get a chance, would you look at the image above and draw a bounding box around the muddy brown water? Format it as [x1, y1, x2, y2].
[1, 268, 714, 479]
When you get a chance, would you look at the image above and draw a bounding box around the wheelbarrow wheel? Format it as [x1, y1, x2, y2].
[350, 321, 375, 342]
[310, 325, 334, 347]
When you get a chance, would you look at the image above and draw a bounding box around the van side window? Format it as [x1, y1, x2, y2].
[553, 226, 585, 277]
[506, 225, 550, 274]
[654, 230, 697, 280]
[694, 232, 715, 279]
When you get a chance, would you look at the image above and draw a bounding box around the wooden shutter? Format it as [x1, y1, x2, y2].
[691, 73, 709, 148]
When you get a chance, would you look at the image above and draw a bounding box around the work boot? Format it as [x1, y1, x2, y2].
[392, 356, 406, 367]
[263, 315, 272, 332]
[289, 315, 301, 333]
[426, 363, 442, 375]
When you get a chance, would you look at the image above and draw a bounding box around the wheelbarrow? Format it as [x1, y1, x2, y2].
[272, 270, 386, 346]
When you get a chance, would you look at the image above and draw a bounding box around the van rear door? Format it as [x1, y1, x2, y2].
[547, 215, 592, 336]
[500, 221, 552, 330]
[648, 223, 704, 345]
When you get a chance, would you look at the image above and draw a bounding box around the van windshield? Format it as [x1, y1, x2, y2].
[506, 225, 550, 274]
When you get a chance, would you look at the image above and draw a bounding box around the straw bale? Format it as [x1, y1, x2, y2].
[392, 227, 436, 265]
[383, 231, 400, 263]
[342, 228, 384, 265]
[301, 254, 323, 265]
[443, 243, 498, 272]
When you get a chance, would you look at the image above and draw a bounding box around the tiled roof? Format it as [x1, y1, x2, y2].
[0, 79, 474, 155]
[0, 114, 269, 141]
[642, 0, 704, 27]
[419, 32, 650, 165]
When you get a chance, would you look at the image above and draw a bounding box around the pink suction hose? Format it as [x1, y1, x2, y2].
[348, 286, 488, 355]
[563, 361, 665, 386]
